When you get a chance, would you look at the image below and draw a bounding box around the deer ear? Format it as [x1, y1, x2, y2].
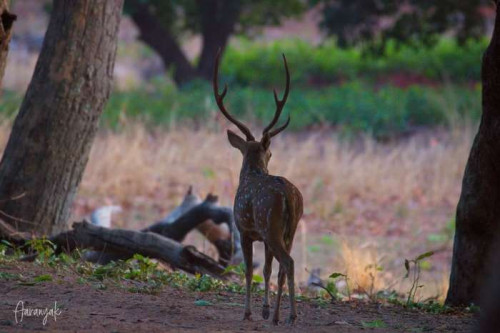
[227, 130, 246, 152]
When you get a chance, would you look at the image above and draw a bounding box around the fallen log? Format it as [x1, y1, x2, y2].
[146, 192, 239, 265]
[1, 188, 240, 275]
[85, 191, 239, 265]
[0, 218, 31, 246]
[52, 220, 227, 278]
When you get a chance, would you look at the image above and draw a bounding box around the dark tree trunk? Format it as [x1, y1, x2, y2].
[446, 1, 500, 307]
[475, 236, 500, 333]
[127, 0, 198, 86]
[126, 0, 241, 86]
[0, 0, 123, 235]
[196, 0, 241, 80]
[0, 0, 16, 91]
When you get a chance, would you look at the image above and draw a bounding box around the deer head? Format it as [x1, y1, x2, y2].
[213, 50, 290, 171]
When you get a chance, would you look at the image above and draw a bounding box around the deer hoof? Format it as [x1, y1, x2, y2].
[262, 305, 270, 319]
[243, 312, 253, 321]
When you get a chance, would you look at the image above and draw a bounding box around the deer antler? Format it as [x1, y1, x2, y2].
[213, 49, 255, 141]
[262, 54, 290, 138]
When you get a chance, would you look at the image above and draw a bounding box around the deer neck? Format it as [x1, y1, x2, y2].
[239, 159, 268, 183]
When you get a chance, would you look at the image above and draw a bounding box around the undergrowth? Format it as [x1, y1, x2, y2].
[0, 81, 480, 138]
[0, 240, 474, 314]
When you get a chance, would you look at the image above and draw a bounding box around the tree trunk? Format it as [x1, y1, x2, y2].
[0, 0, 16, 91]
[446, 1, 500, 307]
[127, 0, 198, 86]
[0, 0, 123, 235]
[475, 236, 500, 333]
[196, 0, 241, 80]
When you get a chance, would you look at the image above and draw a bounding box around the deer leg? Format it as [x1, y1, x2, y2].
[272, 245, 296, 325]
[262, 244, 273, 319]
[285, 257, 296, 324]
[242, 236, 253, 321]
[272, 265, 286, 325]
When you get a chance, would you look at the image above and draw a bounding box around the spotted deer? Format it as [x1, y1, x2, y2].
[213, 51, 303, 325]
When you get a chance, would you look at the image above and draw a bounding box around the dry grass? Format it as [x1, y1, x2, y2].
[74, 122, 474, 229]
[0, 120, 475, 299]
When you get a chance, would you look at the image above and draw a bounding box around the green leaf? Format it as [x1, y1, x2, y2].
[361, 319, 386, 328]
[416, 251, 434, 261]
[34, 274, 52, 282]
[329, 272, 346, 279]
[194, 300, 212, 306]
[223, 265, 237, 275]
[1, 239, 13, 247]
[307, 245, 321, 253]
[252, 274, 264, 283]
[202, 167, 216, 179]
[320, 235, 335, 245]
[419, 260, 432, 270]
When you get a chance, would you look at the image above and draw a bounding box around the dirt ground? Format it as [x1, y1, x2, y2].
[0, 263, 476, 333]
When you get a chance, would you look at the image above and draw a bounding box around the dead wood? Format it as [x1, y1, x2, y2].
[145, 188, 240, 266]
[52, 220, 227, 278]
[0, 218, 31, 246]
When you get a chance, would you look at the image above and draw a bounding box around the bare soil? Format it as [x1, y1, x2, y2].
[0, 262, 476, 333]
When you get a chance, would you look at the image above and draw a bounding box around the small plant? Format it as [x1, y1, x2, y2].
[361, 319, 387, 328]
[363, 264, 384, 301]
[223, 262, 262, 292]
[25, 237, 56, 264]
[404, 251, 434, 306]
[329, 272, 351, 300]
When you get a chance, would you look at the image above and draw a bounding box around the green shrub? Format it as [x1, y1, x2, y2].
[221, 37, 486, 87]
[0, 80, 480, 138]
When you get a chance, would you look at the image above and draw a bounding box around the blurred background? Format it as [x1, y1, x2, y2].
[0, 0, 495, 302]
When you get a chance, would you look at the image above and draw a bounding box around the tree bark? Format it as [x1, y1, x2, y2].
[0, 0, 16, 91]
[475, 236, 500, 333]
[446, 1, 500, 306]
[0, 0, 123, 235]
[196, 0, 241, 80]
[127, 0, 198, 86]
[127, 0, 241, 86]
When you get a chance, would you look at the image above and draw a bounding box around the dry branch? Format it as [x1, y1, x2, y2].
[52, 220, 227, 278]
[0, 218, 30, 246]
[145, 191, 238, 265]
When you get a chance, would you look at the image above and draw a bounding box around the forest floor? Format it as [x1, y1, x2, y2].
[0, 262, 476, 333]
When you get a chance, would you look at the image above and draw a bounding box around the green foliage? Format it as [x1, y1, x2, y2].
[328, 272, 350, 299]
[222, 38, 485, 85]
[33, 274, 53, 283]
[0, 271, 19, 281]
[313, 0, 487, 53]
[194, 299, 212, 306]
[1, 39, 483, 137]
[427, 218, 456, 243]
[124, 0, 306, 36]
[25, 238, 56, 264]
[361, 319, 387, 328]
[0, 80, 480, 138]
[404, 251, 435, 306]
[222, 263, 263, 292]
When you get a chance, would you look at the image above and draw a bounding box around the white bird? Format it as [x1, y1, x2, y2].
[90, 205, 122, 228]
